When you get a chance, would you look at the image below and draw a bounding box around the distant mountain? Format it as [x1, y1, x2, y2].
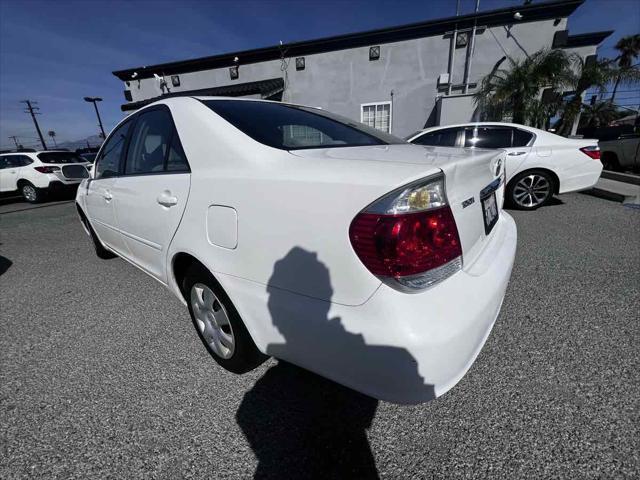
[57, 134, 104, 150]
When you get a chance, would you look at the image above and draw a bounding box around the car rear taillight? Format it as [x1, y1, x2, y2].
[34, 166, 60, 173]
[349, 174, 462, 292]
[580, 146, 600, 160]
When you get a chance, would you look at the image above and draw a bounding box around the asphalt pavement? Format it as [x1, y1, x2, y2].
[1, 194, 639, 479]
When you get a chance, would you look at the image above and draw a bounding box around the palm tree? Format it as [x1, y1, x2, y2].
[555, 56, 617, 136]
[47, 130, 57, 147]
[474, 49, 571, 125]
[579, 100, 621, 128]
[610, 34, 640, 103]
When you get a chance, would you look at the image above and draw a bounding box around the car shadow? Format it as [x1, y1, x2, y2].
[505, 196, 564, 212]
[0, 195, 25, 207]
[236, 247, 434, 479]
[0, 255, 11, 277]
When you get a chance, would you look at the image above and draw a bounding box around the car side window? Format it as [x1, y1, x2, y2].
[413, 128, 459, 147]
[18, 155, 33, 166]
[125, 109, 173, 175]
[166, 133, 189, 172]
[95, 120, 131, 179]
[464, 127, 513, 148]
[1, 155, 21, 168]
[512, 129, 534, 147]
[0, 157, 8, 169]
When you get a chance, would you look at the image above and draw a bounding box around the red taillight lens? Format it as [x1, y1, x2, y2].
[349, 206, 462, 278]
[34, 166, 60, 173]
[580, 146, 600, 160]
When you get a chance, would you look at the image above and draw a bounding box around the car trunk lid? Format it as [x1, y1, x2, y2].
[291, 144, 507, 270]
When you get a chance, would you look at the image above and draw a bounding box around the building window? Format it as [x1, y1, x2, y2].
[229, 65, 239, 80]
[369, 46, 380, 61]
[361, 102, 391, 133]
[295, 57, 305, 71]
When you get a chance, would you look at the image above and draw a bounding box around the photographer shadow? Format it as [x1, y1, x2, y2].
[236, 247, 434, 479]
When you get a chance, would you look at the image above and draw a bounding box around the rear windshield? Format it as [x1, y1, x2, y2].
[203, 100, 405, 150]
[37, 152, 86, 164]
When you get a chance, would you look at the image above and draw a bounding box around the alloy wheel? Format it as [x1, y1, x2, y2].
[22, 185, 37, 202]
[512, 174, 551, 208]
[190, 283, 235, 359]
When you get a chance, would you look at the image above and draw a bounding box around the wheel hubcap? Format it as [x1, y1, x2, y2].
[23, 185, 36, 201]
[513, 174, 550, 208]
[190, 283, 235, 359]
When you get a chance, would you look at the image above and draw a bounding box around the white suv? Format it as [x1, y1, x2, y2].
[0, 151, 90, 202]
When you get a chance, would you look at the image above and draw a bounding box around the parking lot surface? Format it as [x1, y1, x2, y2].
[1, 194, 639, 479]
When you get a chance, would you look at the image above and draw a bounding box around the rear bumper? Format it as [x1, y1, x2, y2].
[242, 212, 517, 404]
[558, 161, 603, 194]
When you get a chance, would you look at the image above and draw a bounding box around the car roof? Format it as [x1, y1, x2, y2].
[144, 95, 321, 112]
[410, 122, 541, 136]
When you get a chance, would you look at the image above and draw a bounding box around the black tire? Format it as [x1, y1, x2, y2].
[506, 169, 555, 210]
[20, 182, 45, 203]
[79, 211, 116, 259]
[601, 153, 621, 172]
[183, 263, 267, 373]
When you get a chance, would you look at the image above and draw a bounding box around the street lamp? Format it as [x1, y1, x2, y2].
[84, 96, 106, 140]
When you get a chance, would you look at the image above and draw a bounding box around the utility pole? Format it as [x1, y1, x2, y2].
[8, 135, 20, 148]
[20, 100, 48, 150]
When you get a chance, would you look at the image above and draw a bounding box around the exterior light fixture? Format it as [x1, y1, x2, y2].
[229, 65, 239, 80]
[369, 46, 380, 61]
[84, 97, 107, 140]
[171, 75, 180, 87]
[456, 32, 469, 48]
[295, 57, 305, 71]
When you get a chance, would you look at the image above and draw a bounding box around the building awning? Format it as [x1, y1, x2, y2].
[121, 77, 284, 112]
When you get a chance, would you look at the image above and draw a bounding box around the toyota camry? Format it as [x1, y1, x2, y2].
[75, 97, 517, 404]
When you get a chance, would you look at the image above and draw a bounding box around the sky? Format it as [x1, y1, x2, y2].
[0, 0, 639, 150]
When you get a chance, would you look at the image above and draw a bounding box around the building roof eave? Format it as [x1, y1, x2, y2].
[113, 0, 585, 81]
[120, 77, 284, 111]
[564, 30, 614, 48]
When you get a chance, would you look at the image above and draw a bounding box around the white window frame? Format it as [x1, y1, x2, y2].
[360, 101, 392, 134]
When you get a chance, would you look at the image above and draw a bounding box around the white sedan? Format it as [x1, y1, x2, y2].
[407, 122, 603, 210]
[75, 97, 517, 404]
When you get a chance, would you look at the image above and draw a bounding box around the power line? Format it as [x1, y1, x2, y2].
[20, 100, 48, 150]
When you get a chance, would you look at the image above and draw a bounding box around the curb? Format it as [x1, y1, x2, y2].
[601, 171, 640, 186]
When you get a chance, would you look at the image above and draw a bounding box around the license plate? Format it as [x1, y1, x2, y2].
[481, 192, 499, 234]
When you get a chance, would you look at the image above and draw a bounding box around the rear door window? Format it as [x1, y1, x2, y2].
[464, 127, 513, 148]
[95, 120, 132, 179]
[125, 109, 173, 175]
[512, 129, 534, 147]
[412, 128, 460, 147]
[166, 134, 189, 172]
[18, 155, 33, 166]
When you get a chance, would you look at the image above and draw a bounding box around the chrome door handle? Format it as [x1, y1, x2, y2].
[102, 191, 113, 201]
[507, 151, 527, 156]
[157, 192, 178, 207]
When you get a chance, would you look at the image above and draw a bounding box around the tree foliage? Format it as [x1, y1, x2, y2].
[474, 49, 571, 126]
